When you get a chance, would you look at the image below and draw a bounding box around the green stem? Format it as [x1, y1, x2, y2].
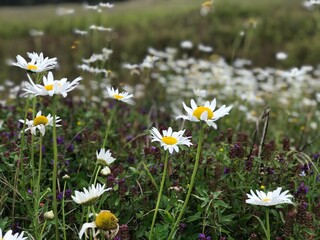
[52, 96, 59, 240]
[168, 124, 205, 239]
[36, 135, 43, 198]
[243, 26, 254, 59]
[102, 106, 117, 149]
[33, 135, 43, 240]
[266, 207, 270, 240]
[12, 97, 31, 217]
[93, 165, 102, 185]
[30, 96, 37, 187]
[149, 151, 169, 240]
[62, 180, 67, 240]
[142, 161, 159, 191]
[40, 220, 47, 239]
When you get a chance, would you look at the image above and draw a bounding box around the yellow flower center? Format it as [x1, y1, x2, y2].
[95, 210, 118, 231]
[27, 64, 38, 71]
[193, 106, 213, 120]
[262, 197, 271, 202]
[161, 136, 178, 145]
[45, 84, 54, 91]
[34, 116, 49, 126]
[114, 94, 124, 100]
[202, 1, 212, 7]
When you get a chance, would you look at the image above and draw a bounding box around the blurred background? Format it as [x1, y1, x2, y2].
[0, 0, 320, 83]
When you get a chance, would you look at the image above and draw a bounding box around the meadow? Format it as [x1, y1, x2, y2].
[0, 0, 320, 239]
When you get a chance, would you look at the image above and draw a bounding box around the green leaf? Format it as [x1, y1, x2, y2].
[186, 211, 202, 222]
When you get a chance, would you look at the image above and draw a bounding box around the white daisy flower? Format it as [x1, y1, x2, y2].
[0, 229, 27, 240]
[23, 71, 82, 98]
[19, 111, 61, 136]
[72, 183, 111, 206]
[180, 40, 193, 49]
[12, 52, 57, 72]
[176, 99, 232, 129]
[150, 127, 192, 154]
[105, 87, 134, 104]
[96, 148, 116, 166]
[99, 2, 114, 8]
[246, 187, 294, 206]
[79, 210, 119, 239]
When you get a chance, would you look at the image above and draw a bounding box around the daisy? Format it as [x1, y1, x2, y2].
[150, 127, 192, 154]
[79, 210, 119, 239]
[19, 111, 61, 136]
[246, 187, 294, 206]
[0, 229, 27, 240]
[105, 87, 134, 104]
[72, 183, 111, 206]
[23, 71, 82, 98]
[12, 52, 57, 72]
[96, 148, 116, 166]
[176, 99, 232, 129]
[99, 2, 114, 8]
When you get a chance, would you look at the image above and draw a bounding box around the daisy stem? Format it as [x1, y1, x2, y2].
[102, 106, 117, 149]
[142, 161, 159, 191]
[62, 180, 67, 240]
[52, 96, 60, 240]
[30, 96, 37, 187]
[93, 165, 102, 185]
[266, 207, 271, 240]
[12, 96, 31, 217]
[36, 135, 43, 198]
[149, 151, 169, 240]
[168, 123, 205, 240]
[40, 220, 47, 239]
[33, 134, 43, 240]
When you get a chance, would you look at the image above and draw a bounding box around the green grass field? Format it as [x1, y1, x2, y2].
[1, 0, 320, 83]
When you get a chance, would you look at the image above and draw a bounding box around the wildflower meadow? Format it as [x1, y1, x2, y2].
[1, 0, 320, 239]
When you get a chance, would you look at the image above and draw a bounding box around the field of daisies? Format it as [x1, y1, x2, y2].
[1, 0, 320, 240]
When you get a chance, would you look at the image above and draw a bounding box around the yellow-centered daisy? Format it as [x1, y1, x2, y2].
[71, 183, 111, 206]
[176, 99, 232, 129]
[150, 127, 192, 154]
[246, 187, 293, 206]
[106, 86, 134, 104]
[19, 111, 61, 136]
[23, 71, 82, 98]
[79, 210, 119, 239]
[12, 52, 57, 73]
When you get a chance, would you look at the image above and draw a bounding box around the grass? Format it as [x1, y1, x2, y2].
[1, 0, 320, 83]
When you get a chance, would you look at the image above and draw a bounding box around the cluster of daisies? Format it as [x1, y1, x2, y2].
[9, 51, 136, 239]
[5, 50, 296, 239]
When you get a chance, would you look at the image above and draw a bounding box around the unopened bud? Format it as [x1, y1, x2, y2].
[101, 166, 111, 176]
[44, 210, 55, 220]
